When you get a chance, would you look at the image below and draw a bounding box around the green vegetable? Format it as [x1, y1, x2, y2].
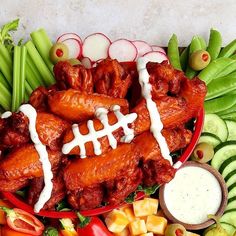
[0, 19, 19, 51]
[231, 54, 236, 60]
[25, 80, 33, 97]
[204, 94, 236, 114]
[43, 227, 59, 236]
[31, 28, 54, 73]
[206, 71, 236, 100]
[198, 57, 234, 84]
[167, 34, 182, 70]
[125, 192, 137, 203]
[0, 73, 11, 110]
[189, 50, 211, 71]
[204, 215, 228, 236]
[220, 39, 236, 58]
[216, 60, 236, 78]
[207, 29, 222, 61]
[137, 184, 160, 195]
[186, 36, 206, 78]
[0, 71, 10, 90]
[49, 42, 69, 64]
[12, 46, 27, 111]
[25, 40, 55, 86]
[180, 46, 189, 71]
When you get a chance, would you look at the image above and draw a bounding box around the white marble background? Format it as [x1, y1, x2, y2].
[0, 0, 236, 46]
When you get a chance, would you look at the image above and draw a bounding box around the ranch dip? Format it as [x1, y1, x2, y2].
[164, 166, 222, 224]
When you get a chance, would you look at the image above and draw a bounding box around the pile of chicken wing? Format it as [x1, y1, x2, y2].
[0, 59, 206, 210]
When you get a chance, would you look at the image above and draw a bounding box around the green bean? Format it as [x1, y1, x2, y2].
[185, 36, 204, 78]
[204, 94, 236, 114]
[206, 72, 236, 100]
[167, 34, 182, 71]
[198, 58, 234, 84]
[219, 39, 236, 58]
[180, 45, 189, 71]
[216, 60, 236, 78]
[206, 29, 222, 61]
[198, 36, 207, 50]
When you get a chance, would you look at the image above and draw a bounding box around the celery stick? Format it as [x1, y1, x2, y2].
[0, 71, 11, 91]
[25, 40, 55, 86]
[0, 51, 12, 86]
[0, 44, 13, 65]
[20, 46, 27, 103]
[12, 46, 21, 111]
[25, 80, 33, 98]
[31, 28, 54, 73]
[26, 55, 45, 86]
[26, 61, 41, 90]
[0, 80, 11, 110]
[0, 106, 4, 114]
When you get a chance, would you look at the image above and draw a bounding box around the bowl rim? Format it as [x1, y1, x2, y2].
[159, 161, 228, 230]
[1, 108, 204, 218]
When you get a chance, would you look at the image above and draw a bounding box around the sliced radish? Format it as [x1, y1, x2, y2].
[132, 40, 152, 59]
[57, 33, 82, 45]
[62, 38, 82, 59]
[151, 45, 166, 54]
[81, 57, 92, 69]
[82, 33, 111, 62]
[143, 51, 169, 63]
[108, 39, 137, 62]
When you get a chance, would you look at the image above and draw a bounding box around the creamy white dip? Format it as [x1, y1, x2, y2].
[164, 166, 222, 224]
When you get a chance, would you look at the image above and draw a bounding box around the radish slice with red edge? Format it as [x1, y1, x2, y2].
[109, 39, 137, 62]
[57, 33, 82, 45]
[81, 57, 92, 69]
[151, 45, 166, 54]
[132, 40, 152, 59]
[62, 38, 82, 59]
[143, 51, 169, 63]
[82, 33, 111, 62]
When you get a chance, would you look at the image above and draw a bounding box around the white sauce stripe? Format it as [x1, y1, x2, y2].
[19, 104, 53, 213]
[137, 57, 172, 165]
[62, 105, 137, 157]
[1, 111, 12, 119]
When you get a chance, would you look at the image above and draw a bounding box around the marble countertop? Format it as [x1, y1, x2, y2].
[1, 0, 236, 46]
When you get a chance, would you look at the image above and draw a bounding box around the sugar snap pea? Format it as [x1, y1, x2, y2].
[204, 94, 236, 114]
[216, 60, 236, 78]
[167, 34, 182, 71]
[206, 72, 236, 100]
[219, 39, 236, 58]
[217, 103, 236, 116]
[198, 57, 234, 84]
[180, 45, 189, 71]
[206, 29, 222, 61]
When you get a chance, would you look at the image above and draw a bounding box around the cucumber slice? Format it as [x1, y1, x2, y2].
[226, 200, 236, 211]
[229, 196, 236, 204]
[220, 156, 236, 178]
[220, 209, 236, 227]
[211, 141, 236, 170]
[229, 183, 236, 192]
[198, 132, 221, 148]
[227, 174, 236, 189]
[221, 223, 236, 236]
[228, 186, 236, 199]
[226, 120, 236, 141]
[219, 156, 236, 173]
[203, 114, 228, 142]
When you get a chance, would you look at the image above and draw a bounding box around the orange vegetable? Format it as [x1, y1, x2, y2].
[1, 225, 35, 236]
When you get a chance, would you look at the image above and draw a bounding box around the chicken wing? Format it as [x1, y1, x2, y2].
[48, 89, 129, 122]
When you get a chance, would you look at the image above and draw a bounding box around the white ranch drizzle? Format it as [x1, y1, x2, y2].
[1, 111, 12, 119]
[19, 104, 53, 213]
[137, 57, 172, 165]
[62, 105, 137, 158]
